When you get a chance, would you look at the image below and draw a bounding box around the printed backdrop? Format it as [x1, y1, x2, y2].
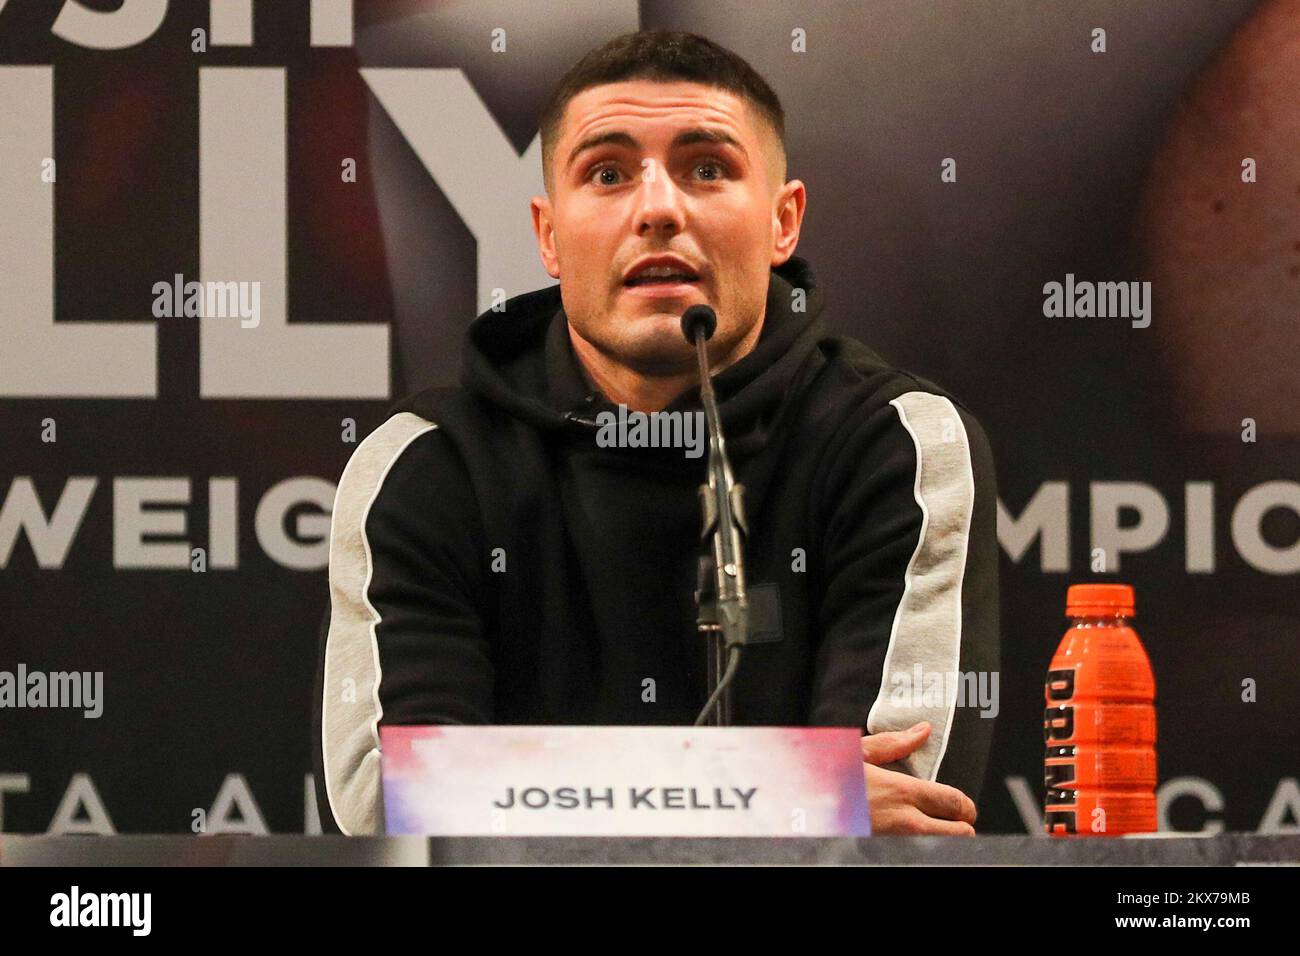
[1, 0, 1296, 835]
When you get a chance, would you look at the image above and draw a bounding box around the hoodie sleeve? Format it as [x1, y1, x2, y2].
[312, 411, 493, 835]
[808, 390, 1000, 805]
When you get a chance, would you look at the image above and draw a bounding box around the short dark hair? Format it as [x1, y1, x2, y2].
[539, 30, 787, 192]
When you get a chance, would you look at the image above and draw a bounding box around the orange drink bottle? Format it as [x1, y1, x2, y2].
[1044, 583, 1157, 836]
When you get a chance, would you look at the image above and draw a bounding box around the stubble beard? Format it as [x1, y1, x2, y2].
[587, 306, 758, 380]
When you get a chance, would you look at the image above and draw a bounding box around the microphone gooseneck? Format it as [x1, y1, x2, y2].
[684, 305, 750, 726]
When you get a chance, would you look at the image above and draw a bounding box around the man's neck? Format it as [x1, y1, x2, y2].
[568, 313, 765, 414]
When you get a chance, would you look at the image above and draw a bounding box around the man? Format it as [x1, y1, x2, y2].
[314, 30, 999, 837]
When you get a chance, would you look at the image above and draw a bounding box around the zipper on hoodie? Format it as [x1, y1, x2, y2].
[561, 392, 600, 429]
[562, 409, 600, 428]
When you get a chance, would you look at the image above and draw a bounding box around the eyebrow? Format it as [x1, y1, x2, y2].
[565, 127, 747, 171]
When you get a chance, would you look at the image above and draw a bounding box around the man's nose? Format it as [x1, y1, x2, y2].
[633, 159, 686, 236]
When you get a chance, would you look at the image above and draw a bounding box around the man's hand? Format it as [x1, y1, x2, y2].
[861, 722, 977, 836]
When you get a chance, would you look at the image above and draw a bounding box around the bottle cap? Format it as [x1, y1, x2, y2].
[1066, 583, 1135, 617]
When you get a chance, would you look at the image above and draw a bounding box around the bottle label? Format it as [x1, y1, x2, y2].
[1043, 634, 1157, 837]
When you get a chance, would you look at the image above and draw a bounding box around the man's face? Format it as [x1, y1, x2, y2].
[531, 79, 803, 377]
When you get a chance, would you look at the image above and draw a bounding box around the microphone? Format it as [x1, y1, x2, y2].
[681, 304, 717, 343]
[681, 305, 749, 727]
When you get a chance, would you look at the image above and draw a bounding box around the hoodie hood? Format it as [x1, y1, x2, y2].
[460, 256, 829, 460]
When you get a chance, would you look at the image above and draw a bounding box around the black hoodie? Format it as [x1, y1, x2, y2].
[314, 255, 1000, 835]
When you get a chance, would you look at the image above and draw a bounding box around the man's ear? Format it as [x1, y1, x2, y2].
[530, 195, 561, 279]
[770, 179, 806, 267]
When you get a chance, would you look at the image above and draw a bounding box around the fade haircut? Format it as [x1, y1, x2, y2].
[538, 30, 787, 194]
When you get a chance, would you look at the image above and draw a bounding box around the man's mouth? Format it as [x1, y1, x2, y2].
[623, 268, 700, 288]
[621, 275, 701, 300]
[622, 255, 703, 290]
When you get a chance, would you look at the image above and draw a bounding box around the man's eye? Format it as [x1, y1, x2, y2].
[695, 161, 727, 181]
[590, 164, 622, 186]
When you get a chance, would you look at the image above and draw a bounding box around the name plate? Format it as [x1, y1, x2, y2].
[380, 725, 871, 837]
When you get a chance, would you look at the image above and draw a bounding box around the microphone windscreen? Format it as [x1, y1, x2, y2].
[681, 305, 717, 343]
